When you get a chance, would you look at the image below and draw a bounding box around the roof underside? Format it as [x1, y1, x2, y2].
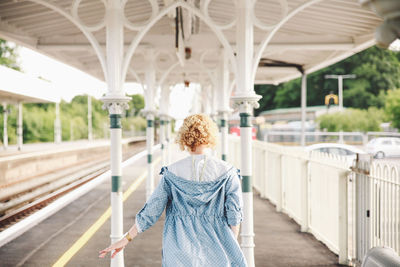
[0, 65, 59, 103]
[0, 0, 382, 87]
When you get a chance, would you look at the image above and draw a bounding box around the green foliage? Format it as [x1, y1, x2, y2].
[122, 116, 146, 132]
[0, 39, 20, 70]
[317, 108, 384, 132]
[126, 94, 145, 117]
[0, 94, 148, 145]
[23, 105, 55, 142]
[384, 89, 400, 129]
[255, 46, 400, 116]
[60, 95, 108, 140]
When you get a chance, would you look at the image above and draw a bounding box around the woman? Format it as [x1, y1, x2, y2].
[99, 114, 247, 266]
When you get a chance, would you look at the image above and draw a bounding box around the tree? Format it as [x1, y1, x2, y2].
[254, 46, 400, 115]
[384, 89, 400, 129]
[126, 94, 145, 117]
[317, 108, 384, 132]
[0, 39, 20, 70]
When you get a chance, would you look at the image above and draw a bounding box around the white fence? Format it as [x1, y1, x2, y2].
[353, 156, 400, 261]
[227, 135, 400, 265]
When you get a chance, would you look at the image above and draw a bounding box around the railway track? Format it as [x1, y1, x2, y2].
[0, 141, 145, 232]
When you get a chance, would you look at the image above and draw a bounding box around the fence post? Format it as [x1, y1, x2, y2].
[300, 158, 309, 232]
[261, 149, 267, 198]
[276, 153, 283, 212]
[339, 170, 349, 264]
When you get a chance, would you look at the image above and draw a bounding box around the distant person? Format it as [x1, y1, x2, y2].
[99, 114, 247, 266]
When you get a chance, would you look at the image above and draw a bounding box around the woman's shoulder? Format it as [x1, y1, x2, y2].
[161, 154, 239, 182]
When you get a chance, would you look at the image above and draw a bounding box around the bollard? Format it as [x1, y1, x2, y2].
[361, 247, 400, 267]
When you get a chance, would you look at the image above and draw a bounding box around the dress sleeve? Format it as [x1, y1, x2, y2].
[224, 168, 244, 226]
[135, 167, 170, 233]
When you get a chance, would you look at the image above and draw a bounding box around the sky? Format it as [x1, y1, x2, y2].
[18, 46, 195, 120]
[19, 47, 140, 101]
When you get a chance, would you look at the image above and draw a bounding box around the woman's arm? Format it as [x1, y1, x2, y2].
[225, 169, 244, 240]
[230, 224, 240, 239]
[98, 222, 139, 258]
[99, 171, 170, 259]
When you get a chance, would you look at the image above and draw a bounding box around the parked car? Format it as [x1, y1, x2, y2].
[305, 143, 366, 166]
[229, 126, 257, 140]
[365, 137, 400, 159]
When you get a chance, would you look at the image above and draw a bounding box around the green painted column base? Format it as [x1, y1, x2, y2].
[242, 175, 252, 192]
[112, 175, 122, 192]
[239, 113, 251, 127]
[110, 114, 122, 129]
[220, 119, 226, 127]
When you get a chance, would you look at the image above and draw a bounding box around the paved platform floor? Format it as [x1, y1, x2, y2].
[0, 146, 341, 267]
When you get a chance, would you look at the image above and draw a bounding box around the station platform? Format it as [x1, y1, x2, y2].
[0, 144, 340, 267]
[0, 138, 143, 158]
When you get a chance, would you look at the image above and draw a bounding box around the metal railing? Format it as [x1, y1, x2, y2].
[261, 131, 400, 145]
[353, 155, 400, 262]
[227, 135, 400, 265]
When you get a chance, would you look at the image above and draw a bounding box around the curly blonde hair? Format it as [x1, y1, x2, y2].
[175, 114, 218, 152]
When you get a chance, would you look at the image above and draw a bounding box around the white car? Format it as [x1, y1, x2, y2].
[305, 143, 366, 166]
[365, 137, 400, 159]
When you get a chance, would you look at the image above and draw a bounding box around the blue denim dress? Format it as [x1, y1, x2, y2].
[135, 166, 247, 267]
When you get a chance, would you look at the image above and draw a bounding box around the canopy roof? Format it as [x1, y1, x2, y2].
[0, 0, 382, 87]
[0, 65, 60, 103]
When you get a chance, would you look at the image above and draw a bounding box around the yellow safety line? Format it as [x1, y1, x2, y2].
[53, 157, 161, 267]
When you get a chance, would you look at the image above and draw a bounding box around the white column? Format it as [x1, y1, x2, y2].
[338, 170, 349, 264]
[100, 2, 130, 266]
[54, 102, 61, 143]
[191, 84, 201, 114]
[217, 50, 230, 161]
[300, 159, 309, 232]
[17, 102, 23, 150]
[231, 1, 261, 266]
[159, 85, 171, 167]
[145, 113, 155, 200]
[300, 73, 307, 147]
[143, 49, 157, 200]
[202, 85, 212, 115]
[159, 117, 166, 166]
[3, 103, 8, 149]
[220, 112, 228, 161]
[338, 75, 343, 111]
[166, 117, 172, 165]
[88, 95, 93, 141]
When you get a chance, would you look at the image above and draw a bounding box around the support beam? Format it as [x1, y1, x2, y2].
[145, 113, 155, 200]
[88, 95, 93, 141]
[300, 73, 307, 147]
[100, 2, 130, 267]
[231, 1, 261, 266]
[3, 103, 8, 150]
[17, 102, 23, 150]
[217, 49, 231, 161]
[166, 117, 172, 165]
[36, 42, 355, 52]
[142, 49, 157, 201]
[159, 85, 171, 167]
[219, 112, 228, 161]
[159, 117, 166, 166]
[54, 102, 61, 144]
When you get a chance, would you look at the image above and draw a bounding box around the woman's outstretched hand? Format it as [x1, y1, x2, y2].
[99, 222, 139, 259]
[98, 238, 129, 259]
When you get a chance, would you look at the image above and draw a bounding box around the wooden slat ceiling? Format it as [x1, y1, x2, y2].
[0, 0, 382, 86]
